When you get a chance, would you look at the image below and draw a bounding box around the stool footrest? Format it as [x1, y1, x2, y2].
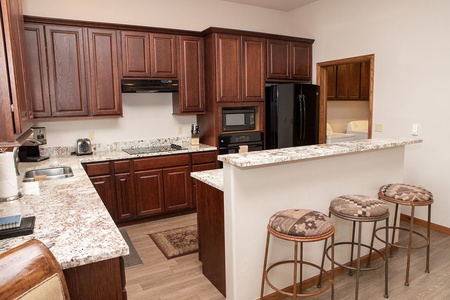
[325, 242, 387, 272]
[375, 226, 430, 250]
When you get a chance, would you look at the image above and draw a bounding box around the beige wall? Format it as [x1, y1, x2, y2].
[288, 0, 450, 227]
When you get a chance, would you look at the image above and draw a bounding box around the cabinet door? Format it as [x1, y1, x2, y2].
[174, 35, 205, 113]
[24, 23, 51, 118]
[163, 165, 192, 211]
[121, 31, 150, 77]
[45, 25, 88, 117]
[1, 0, 33, 139]
[134, 169, 164, 216]
[266, 39, 290, 80]
[87, 28, 122, 116]
[216, 34, 241, 102]
[242, 37, 265, 102]
[337, 63, 361, 100]
[360, 61, 370, 100]
[150, 33, 177, 78]
[115, 172, 135, 221]
[326, 65, 337, 100]
[90, 175, 117, 222]
[290, 42, 311, 81]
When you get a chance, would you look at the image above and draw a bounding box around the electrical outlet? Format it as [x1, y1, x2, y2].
[411, 124, 420, 136]
[375, 123, 383, 132]
[88, 130, 95, 141]
[177, 125, 183, 135]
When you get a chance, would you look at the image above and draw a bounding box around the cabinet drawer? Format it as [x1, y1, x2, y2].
[192, 162, 217, 172]
[114, 160, 131, 173]
[192, 151, 216, 164]
[84, 162, 110, 176]
[134, 154, 190, 171]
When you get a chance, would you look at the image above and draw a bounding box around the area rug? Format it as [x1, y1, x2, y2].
[119, 228, 143, 268]
[149, 225, 198, 259]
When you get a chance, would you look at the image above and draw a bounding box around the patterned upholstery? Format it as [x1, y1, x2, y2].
[330, 195, 389, 218]
[269, 209, 333, 237]
[379, 183, 433, 204]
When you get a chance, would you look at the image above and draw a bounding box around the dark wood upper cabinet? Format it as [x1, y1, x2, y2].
[87, 28, 122, 116]
[214, 33, 264, 103]
[267, 39, 312, 82]
[335, 62, 367, 100]
[173, 35, 205, 114]
[120, 31, 150, 77]
[121, 31, 177, 78]
[24, 23, 51, 118]
[150, 33, 177, 78]
[0, 0, 33, 145]
[359, 61, 370, 100]
[242, 36, 265, 101]
[326, 65, 337, 100]
[45, 25, 89, 117]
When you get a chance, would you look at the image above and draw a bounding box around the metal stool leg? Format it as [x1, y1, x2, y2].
[355, 221, 362, 300]
[293, 241, 298, 299]
[384, 216, 389, 298]
[405, 206, 415, 286]
[260, 231, 271, 299]
[390, 204, 399, 257]
[366, 221, 378, 268]
[349, 221, 356, 276]
[426, 204, 431, 273]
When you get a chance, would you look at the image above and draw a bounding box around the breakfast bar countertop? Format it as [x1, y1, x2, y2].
[0, 140, 216, 270]
[218, 137, 422, 168]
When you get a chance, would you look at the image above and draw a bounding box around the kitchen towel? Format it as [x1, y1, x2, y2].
[0, 151, 20, 199]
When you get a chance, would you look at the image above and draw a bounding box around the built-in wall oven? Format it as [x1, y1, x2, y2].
[218, 131, 264, 155]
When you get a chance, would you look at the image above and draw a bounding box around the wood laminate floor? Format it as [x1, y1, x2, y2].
[123, 213, 450, 299]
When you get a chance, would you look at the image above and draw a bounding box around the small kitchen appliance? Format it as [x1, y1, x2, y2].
[76, 138, 93, 155]
[222, 108, 256, 132]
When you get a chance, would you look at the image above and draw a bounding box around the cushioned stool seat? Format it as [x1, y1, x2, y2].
[261, 209, 335, 299]
[321, 195, 389, 300]
[377, 183, 433, 286]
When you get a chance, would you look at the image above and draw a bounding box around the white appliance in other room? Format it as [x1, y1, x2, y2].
[326, 123, 356, 144]
[346, 120, 369, 139]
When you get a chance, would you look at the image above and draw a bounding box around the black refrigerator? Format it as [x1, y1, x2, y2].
[265, 83, 320, 149]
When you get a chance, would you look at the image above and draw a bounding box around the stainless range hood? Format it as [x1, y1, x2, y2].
[121, 79, 178, 93]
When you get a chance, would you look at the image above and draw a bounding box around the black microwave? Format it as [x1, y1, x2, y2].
[222, 108, 255, 132]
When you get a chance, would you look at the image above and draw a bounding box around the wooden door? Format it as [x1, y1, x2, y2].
[90, 175, 117, 222]
[150, 33, 177, 78]
[266, 39, 290, 80]
[163, 165, 192, 211]
[121, 31, 150, 77]
[1, 0, 32, 136]
[290, 42, 312, 81]
[242, 36, 265, 102]
[115, 172, 135, 221]
[174, 35, 205, 113]
[24, 23, 51, 118]
[216, 34, 241, 102]
[45, 25, 88, 117]
[134, 169, 164, 216]
[87, 28, 122, 116]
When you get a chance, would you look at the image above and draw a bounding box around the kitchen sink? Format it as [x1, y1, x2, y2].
[23, 167, 74, 182]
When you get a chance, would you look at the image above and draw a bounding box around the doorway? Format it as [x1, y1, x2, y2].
[316, 54, 374, 144]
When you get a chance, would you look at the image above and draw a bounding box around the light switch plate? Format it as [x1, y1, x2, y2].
[375, 123, 383, 132]
[411, 124, 420, 136]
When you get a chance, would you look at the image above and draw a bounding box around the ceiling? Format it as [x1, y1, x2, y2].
[221, 0, 318, 12]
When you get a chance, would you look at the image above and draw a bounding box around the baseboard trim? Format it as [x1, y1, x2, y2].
[400, 213, 450, 235]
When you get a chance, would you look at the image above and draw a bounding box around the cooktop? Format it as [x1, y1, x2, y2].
[122, 144, 186, 155]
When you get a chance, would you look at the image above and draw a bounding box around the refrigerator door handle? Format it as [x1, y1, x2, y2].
[298, 94, 306, 145]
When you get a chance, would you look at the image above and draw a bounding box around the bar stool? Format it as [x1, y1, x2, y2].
[377, 183, 433, 286]
[320, 195, 389, 299]
[260, 209, 335, 299]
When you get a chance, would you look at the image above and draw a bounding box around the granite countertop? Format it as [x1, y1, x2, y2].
[0, 140, 216, 269]
[192, 138, 422, 191]
[218, 138, 422, 168]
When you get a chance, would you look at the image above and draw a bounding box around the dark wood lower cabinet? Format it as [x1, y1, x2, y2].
[63, 257, 126, 300]
[134, 169, 164, 216]
[196, 180, 225, 297]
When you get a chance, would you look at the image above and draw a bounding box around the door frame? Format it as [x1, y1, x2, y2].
[316, 54, 374, 143]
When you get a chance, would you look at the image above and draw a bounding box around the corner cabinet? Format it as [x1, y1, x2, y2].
[266, 39, 312, 82]
[212, 33, 265, 103]
[0, 0, 33, 145]
[24, 21, 122, 119]
[172, 35, 205, 114]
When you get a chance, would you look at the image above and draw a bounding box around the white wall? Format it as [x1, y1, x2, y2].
[22, 0, 288, 147]
[288, 0, 450, 227]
